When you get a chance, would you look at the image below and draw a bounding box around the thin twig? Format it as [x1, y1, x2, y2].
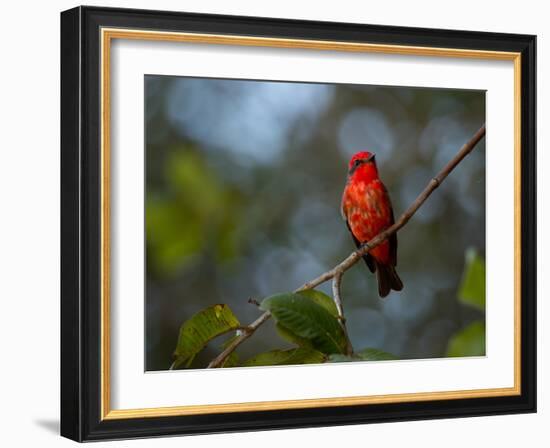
[207, 311, 272, 368]
[332, 272, 345, 321]
[332, 271, 353, 355]
[248, 297, 261, 307]
[207, 124, 486, 368]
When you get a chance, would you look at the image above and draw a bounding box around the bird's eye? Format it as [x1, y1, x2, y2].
[354, 159, 362, 167]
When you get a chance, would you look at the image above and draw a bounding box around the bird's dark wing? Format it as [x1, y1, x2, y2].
[340, 187, 349, 222]
[345, 220, 376, 273]
[390, 212, 397, 267]
[385, 187, 398, 267]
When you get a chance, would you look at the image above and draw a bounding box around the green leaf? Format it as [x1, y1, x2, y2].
[328, 348, 396, 363]
[274, 290, 338, 349]
[243, 348, 326, 367]
[446, 321, 486, 357]
[173, 304, 241, 369]
[260, 293, 347, 355]
[297, 289, 339, 317]
[275, 323, 314, 349]
[356, 348, 397, 361]
[458, 248, 486, 311]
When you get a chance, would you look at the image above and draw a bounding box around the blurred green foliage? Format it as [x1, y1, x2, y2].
[458, 248, 486, 311]
[147, 149, 244, 275]
[446, 251, 486, 357]
[446, 321, 486, 357]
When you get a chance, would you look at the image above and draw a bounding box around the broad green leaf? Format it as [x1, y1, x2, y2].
[260, 293, 347, 355]
[297, 289, 339, 317]
[356, 348, 397, 361]
[243, 348, 326, 367]
[274, 290, 338, 348]
[173, 304, 241, 369]
[328, 348, 396, 363]
[458, 248, 486, 311]
[275, 323, 314, 349]
[446, 321, 486, 357]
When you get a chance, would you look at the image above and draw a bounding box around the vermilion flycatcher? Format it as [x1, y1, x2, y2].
[341, 151, 403, 298]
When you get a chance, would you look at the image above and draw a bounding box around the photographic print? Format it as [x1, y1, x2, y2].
[145, 76, 486, 371]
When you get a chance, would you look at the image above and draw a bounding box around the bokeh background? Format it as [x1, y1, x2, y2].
[145, 75, 485, 371]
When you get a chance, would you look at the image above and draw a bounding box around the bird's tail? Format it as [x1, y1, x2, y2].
[375, 263, 403, 298]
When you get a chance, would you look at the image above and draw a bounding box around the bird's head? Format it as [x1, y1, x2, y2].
[348, 151, 377, 175]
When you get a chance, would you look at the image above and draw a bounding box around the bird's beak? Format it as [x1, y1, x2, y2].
[366, 153, 375, 162]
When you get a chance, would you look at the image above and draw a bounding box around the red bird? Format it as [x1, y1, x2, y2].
[341, 151, 403, 298]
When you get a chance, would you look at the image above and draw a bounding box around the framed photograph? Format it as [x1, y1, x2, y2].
[60, 6, 536, 441]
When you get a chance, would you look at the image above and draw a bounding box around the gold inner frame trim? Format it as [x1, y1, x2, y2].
[100, 27, 522, 420]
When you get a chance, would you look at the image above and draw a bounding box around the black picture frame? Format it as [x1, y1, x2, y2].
[61, 5, 536, 442]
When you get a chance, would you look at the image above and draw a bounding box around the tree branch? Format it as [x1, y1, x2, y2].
[331, 271, 345, 321]
[207, 124, 486, 368]
[207, 309, 272, 368]
[331, 271, 353, 355]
